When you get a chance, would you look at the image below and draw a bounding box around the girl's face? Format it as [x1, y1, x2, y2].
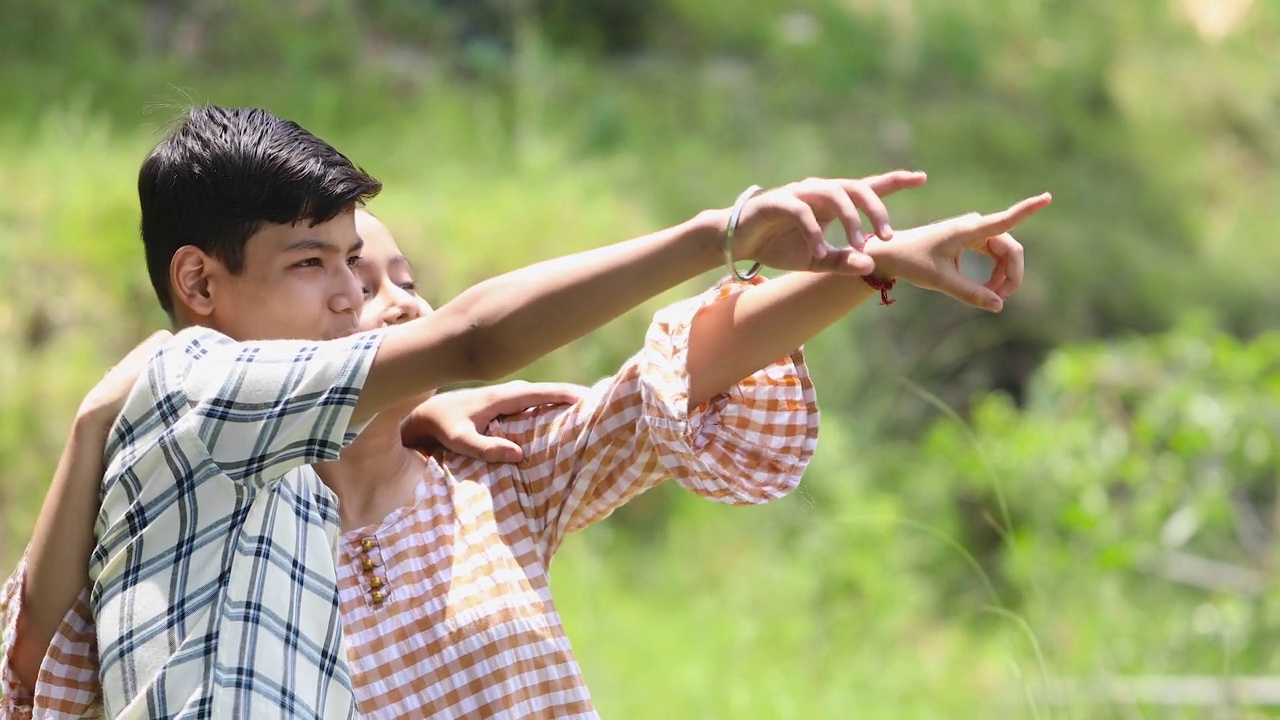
[353, 210, 433, 332]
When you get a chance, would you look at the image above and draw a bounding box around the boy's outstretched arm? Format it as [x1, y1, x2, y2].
[355, 172, 926, 424]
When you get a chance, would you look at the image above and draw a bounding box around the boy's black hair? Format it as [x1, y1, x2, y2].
[139, 105, 382, 315]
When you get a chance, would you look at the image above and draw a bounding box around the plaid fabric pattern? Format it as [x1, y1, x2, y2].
[1, 278, 820, 719]
[88, 327, 382, 719]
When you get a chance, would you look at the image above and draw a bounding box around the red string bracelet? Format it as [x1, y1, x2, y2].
[861, 274, 897, 305]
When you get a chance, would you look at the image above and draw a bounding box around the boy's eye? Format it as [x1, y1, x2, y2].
[361, 286, 372, 296]
[296, 258, 322, 268]
[346, 256, 362, 267]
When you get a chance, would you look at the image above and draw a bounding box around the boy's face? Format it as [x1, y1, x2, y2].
[200, 209, 366, 342]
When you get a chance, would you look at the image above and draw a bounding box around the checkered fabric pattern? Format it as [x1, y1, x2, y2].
[1, 278, 820, 719]
[90, 327, 379, 719]
[1, 564, 97, 719]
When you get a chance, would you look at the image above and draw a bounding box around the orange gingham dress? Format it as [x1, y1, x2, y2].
[1, 278, 820, 718]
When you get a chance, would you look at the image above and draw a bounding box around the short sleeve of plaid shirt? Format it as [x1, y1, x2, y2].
[479, 275, 821, 557]
[174, 329, 387, 484]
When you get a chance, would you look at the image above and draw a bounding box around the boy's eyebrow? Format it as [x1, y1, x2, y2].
[283, 236, 365, 254]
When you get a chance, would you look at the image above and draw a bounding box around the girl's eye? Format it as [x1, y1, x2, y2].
[361, 286, 372, 297]
[400, 282, 418, 293]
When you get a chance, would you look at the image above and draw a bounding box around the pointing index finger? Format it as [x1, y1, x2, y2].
[980, 192, 1053, 236]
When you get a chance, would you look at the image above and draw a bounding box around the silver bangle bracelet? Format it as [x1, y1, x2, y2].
[724, 184, 765, 281]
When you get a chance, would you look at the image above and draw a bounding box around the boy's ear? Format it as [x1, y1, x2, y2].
[170, 246, 216, 318]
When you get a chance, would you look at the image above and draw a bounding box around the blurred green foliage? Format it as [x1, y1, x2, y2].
[1, 0, 1278, 716]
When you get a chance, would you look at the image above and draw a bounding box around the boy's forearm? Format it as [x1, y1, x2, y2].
[355, 210, 729, 422]
[686, 272, 876, 409]
[12, 414, 109, 690]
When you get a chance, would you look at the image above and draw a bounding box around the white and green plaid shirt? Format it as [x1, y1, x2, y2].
[89, 327, 384, 719]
